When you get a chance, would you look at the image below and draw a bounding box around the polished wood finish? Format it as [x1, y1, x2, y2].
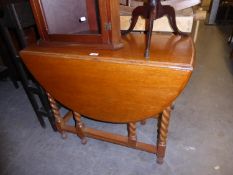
[29, 0, 123, 49]
[21, 33, 194, 123]
[20, 33, 194, 164]
[62, 119, 157, 154]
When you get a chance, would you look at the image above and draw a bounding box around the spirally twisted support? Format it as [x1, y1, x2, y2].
[127, 122, 137, 146]
[73, 111, 87, 145]
[46, 92, 67, 139]
[157, 106, 172, 164]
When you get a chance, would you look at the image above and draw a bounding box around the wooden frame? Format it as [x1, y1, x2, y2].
[29, 0, 123, 49]
[47, 92, 172, 164]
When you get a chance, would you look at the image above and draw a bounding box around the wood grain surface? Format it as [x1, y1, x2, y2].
[20, 33, 194, 123]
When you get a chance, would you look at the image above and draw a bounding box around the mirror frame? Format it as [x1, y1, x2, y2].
[30, 0, 123, 49]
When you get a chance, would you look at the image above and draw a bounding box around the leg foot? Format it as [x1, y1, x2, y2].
[81, 138, 88, 145]
[61, 132, 68, 139]
[156, 157, 164, 164]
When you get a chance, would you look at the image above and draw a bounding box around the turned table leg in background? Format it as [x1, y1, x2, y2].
[156, 106, 172, 164]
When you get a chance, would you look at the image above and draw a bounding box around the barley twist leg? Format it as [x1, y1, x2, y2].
[46, 92, 67, 139]
[157, 106, 172, 164]
[73, 112, 87, 145]
[127, 122, 137, 146]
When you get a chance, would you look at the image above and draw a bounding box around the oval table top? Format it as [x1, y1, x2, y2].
[20, 33, 194, 123]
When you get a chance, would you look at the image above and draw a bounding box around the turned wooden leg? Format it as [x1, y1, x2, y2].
[46, 92, 67, 139]
[127, 122, 137, 146]
[156, 106, 172, 164]
[140, 120, 146, 125]
[73, 111, 87, 145]
[145, 8, 156, 59]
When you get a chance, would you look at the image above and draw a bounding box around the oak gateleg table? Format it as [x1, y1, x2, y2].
[20, 33, 194, 164]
